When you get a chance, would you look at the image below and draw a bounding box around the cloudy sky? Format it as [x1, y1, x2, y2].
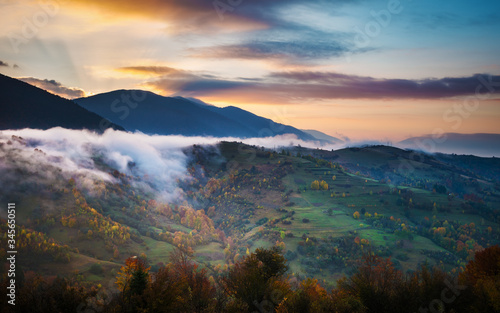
[0, 0, 499, 141]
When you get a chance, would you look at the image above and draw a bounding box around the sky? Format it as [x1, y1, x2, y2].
[0, 0, 499, 142]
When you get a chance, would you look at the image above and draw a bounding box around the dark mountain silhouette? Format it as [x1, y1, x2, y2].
[399, 133, 500, 157]
[0, 74, 123, 132]
[202, 104, 315, 140]
[75, 90, 316, 140]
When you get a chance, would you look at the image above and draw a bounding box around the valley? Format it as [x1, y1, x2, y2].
[1, 137, 499, 288]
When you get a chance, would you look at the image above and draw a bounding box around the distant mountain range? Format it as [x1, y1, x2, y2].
[0, 74, 324, 140]
[399, 133, 500, 157]
[74, 90, 317, 140]
[301, 129, 343, 144]
[0, 74, 123, 132]
[2, 73, 498, 158]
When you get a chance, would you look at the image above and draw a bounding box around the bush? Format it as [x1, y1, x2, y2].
[256, 217, 268, 226]
[89, 263, 104, 275]
[285, 250, 298, 261]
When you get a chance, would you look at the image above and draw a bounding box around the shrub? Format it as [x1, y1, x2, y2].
[256, 217, 268, 226]
[89, 263, 103, 275]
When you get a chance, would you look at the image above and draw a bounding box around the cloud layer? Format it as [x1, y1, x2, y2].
[0, 128, 345, 202]
[137, 66, 500, 101]
[18, 77, 87, 99]
[0, 128, 189, 201]
[1, 127, 496, 205]
[189, 40, 355, 63]
[65, 0, 353, 34]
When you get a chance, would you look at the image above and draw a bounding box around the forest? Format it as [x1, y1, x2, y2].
[1, 244, 499, 312]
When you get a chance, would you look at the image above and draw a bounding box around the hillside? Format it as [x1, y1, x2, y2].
[399, 133, 500, 157]
[288, 145, 500, 195]
[1, 129, 499, 292]
[74, 90, 315, 140]
[0, 74, 123, 132]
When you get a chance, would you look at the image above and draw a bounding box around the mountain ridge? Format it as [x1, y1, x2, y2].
[301, 129, 343, 144]
[0, 74, 124, 132]
[75, 90, 316, 140]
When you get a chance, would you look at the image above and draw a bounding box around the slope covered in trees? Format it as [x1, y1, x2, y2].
[2, 245, 499, 312]
[1, 135, 499, 311]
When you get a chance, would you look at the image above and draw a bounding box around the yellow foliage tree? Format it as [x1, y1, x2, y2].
[320, 180, 329, 190]
[311, 180, 320, 190]
[115, 256, 150, 305]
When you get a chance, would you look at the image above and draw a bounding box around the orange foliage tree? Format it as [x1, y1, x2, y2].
[459, 245, 500, 312]
[115, 256, 150, 308]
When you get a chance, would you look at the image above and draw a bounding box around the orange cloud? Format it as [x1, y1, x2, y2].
[144, 70, 500, 102]
[116, 66, 186, 78]
[65, 0, 268, 34]
[18, 77, 87, 99]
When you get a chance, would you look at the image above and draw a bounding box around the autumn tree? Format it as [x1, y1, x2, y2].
[276, 278, 329, 313]
[115, 256, 150, 310]
[320, 180, 328, 190]
[2, 274, 98, 313]
[142, 247, 217, 313]
[338, 254, 404, 313]
[311, 180, 320, 190]
[222, 246, 290, 312]
[141, 266, 187, 313]
[459, 245, 500, 312]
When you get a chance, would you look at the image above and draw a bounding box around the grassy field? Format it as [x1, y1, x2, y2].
[225, 148, 500, 276]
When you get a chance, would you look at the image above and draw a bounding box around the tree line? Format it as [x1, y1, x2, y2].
[1, 245, 499, 313]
